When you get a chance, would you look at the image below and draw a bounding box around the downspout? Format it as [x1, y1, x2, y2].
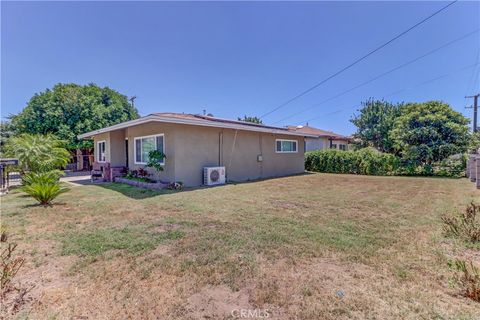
[259, 133, 263, 177]
[227, 129, 239, 181]
[218, 131, 223, 166]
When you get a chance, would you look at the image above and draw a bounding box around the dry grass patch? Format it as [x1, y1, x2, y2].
[1, 173, 479, 319]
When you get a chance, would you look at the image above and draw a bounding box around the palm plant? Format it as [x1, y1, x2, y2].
[22, 170, 63, 185]
[22, 182, 68, 206]
[6, 134, 70, 172]
[4, 134, 71, 205]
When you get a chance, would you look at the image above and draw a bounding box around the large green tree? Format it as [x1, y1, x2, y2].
[0, 121, 13, 151]
[350, 99, 403, 153]
[391, 101, 470, 166]
[10, 83, 139, 149]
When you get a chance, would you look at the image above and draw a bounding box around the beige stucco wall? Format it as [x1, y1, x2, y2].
[93, 132, 111, 163]
[305, 137, 329, 151]
[331, 139, 349, 150]
[125, 122, 177, 183]
[109, 129, 126, 167]
[304, 137, 350, 151]
[93, 122, 306, 186]
[174, 125, 305, 186]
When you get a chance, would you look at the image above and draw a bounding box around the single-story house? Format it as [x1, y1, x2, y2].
[286, 125, 352, 151]
[78, 113, 317, 186]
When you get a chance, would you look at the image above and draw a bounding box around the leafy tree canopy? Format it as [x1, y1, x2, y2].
[9, 83, 139, 149]
[469, 131, 480, 154]
[238, 115, 263, 124]
[391, 101, 470, 165]
[0, 121, 13, 150]
[350, 99, 403, 153]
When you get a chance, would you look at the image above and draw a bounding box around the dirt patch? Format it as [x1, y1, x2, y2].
[187, 285, 253, 319]
[271, 199, 309, 211]
[440, 240, 480, 266]
[1, 239, 76, 319]
[150, 223, 181, 234]
[148, 244, 171, 257]
[246, 257, 479, 320]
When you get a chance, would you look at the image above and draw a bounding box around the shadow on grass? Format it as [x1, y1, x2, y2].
[96, 182, 177, 199]
[21, 201, 68, 209]
[227, 171, 315, 186]
[95, 172, 316, 199]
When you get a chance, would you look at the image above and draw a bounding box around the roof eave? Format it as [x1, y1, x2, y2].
[77, 115, 318, 139]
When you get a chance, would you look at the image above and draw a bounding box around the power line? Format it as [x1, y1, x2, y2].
[259, 0, 458, 119]
[300, 62, 480, 125]
[383, 62, 480, 98]
[271, 29, 478, 125]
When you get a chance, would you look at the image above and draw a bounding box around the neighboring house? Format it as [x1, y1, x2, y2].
[78, 113, 316, 186]
[286, 125, 351, 151]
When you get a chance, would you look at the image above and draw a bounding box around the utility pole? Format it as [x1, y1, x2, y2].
[466, 93, 479, 132]
[129, 96, 137, 109]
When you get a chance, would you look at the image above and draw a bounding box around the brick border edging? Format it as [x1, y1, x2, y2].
[114, 177, 168, 190]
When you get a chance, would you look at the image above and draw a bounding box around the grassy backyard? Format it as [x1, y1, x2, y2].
[1, 173, 479, 319]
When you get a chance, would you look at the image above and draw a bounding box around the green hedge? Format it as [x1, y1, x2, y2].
[305, 148, 466, 177]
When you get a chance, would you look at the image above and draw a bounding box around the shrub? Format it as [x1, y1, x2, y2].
[305, 148, 465, 177]
[442, 202, 480, 243]
[1, 228, 25, 295]
[125, 170, 137, 179]
[22, 182, 68, 205]
[450, 259, 480, 302]
[137, 167, 150, 178]
[22, 170, 63, 186]
[305, 148, 398, 176]
[434, 155, 467, 178]
[124, 169, 154, 183]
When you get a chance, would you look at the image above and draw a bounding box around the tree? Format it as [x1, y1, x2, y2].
[350, 99, 403, 153]
[5, 134, 70, 172]
[9, 83, 139, 149]
[0, 121, 13, 152]
[391, 101, 470, 167]
[238, 115, 263, 124]
[469, 131, 480, 154]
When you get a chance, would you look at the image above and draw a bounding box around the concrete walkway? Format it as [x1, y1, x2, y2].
[60, 172, 104, 187]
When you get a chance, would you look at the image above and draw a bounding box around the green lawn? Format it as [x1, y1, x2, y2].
[2, 173, 479, 319]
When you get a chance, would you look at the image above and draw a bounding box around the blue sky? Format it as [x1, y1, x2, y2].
[2, 1, 479, 135]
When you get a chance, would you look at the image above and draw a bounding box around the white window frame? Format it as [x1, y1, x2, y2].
[97, 140, 106, 163]
[275, 139, 298, 153]
[134, 134, 165, 165]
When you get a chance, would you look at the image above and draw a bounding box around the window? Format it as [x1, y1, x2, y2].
[339, 144, 347, 151]
[97, 140, 106, 162]
[331, 144, 337, 149]
[276, 139, 298, 153]
[134, 134, 164, 165]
